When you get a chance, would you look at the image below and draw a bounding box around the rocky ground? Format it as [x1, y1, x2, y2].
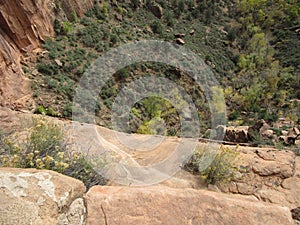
[0, 1, 299, 224]
[0, 107, 299, 224]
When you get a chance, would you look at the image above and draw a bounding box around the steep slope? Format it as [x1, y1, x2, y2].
[0, 0, 94, 109]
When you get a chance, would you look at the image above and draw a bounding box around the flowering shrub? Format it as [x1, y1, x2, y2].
[186, 145, 239, 185]
[0, 117, 107, 188]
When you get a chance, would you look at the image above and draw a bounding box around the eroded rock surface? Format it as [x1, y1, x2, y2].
[0, 109, 299, 224]
[0, 167, 86, 225]
[220, 146, 300, 210]
[85, 186, 294, 225]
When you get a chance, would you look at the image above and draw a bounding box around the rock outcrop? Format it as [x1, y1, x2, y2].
[0, 167, 86, 225]
[0, 0, 94, 51]
[248, 119, 270, 140]
[0, 0, 94, 109]
[215, 119, 300, 146]
[219, 146, 300, 210]
[0, 35, 31, 109]
[85, 186, 294, 225]
[0, 167, 295, 225]
[0, 107, 300, 224]
[224, 126, 249, 143]
[148, 2, 163, 19]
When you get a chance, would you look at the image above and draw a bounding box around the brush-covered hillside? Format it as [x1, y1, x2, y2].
[22, 0, 299, 137]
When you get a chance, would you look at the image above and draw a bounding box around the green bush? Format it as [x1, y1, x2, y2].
[0, 118, 65, 171]
[249, 130, 274, 147]
[37, 63, 57, 76]
[86, 5, 106, 20]
[42, 38, 65, 59]
[35, 106, 57, 117]
[71, 11, 78, 22]
[228, 111, 240, 121]
[35, 105, 47, 115]
[109, 34, 118, 46]
[150, 20, 163, 34]
[62, 21, 73, 34]
[104, 98, 112, 109]
[54, 19, 61, 35]
[76, 21, 103, 48]
[131, 0, 140, 9]
[47, 107, 57, 117]
[227, 27, 238, 42]
[258, 109, 279, 123]
[175, 0, 185, 18]
[165, 10, 175, 26]
[186, 145, 239, 185]
[63, 102, 73, 117]
[115, 68, 129, 80]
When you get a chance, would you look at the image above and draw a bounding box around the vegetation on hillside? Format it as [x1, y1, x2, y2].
[22, 0, 300, 137]
[225, 0, 300, 124]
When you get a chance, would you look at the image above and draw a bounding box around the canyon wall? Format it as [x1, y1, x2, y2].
[0, 0, 94, 109]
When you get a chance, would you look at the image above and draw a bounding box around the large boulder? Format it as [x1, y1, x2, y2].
[248, 119, 270, 140]
[148, 2, 163, 19]
[225, 126, 249, 143]
[85, 186, 294, 225]
[215, 125, 249, 143]
[0, 168, 86, 225]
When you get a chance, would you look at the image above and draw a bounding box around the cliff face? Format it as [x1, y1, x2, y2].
[0, 34, 30, 110]
[0, 0, 94, 109]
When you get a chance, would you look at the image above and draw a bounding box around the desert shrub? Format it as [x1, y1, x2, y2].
[258, 109, 279, 123]
[137, 117, 166, 135]
[65, 48, 86, 62]
[228, 111, 240, 121]
[150, 20, 163, 34]
[175, 0, 185, 17]
[164, 10, 175, 26]
[35, 105, 47, 115]
[54, 19, 62, 35]
[71, 11, 78, 22]
[80, 16, 93, 26]
[100, 85, 117, 99]
[115, 68, 129, 80]
[76, 22, 103, 48]
[104, 98, 112, 109]
[186, 145, 239, 185]
[249, 130, 274, 147]
[34, 106, 57, 117]
[0, 118, 66, 170]
[37, 63, 58, 76]
[63, 102, 73, 117]
[62, 21, 73, 34]
[131, 0, 140, 9]
[0, 131, 23, 167]
[167, 127, 177, 136]
[46, 43, 64, 59]
[55, 75, 75, 99]
[186, 0, 194, 8]
[86, 5, 106, 20]
[46, 107, 57, 117]
[0, 118, 107, 188]
[227, 26, 238, 42]
[109, 33, 118, 46]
